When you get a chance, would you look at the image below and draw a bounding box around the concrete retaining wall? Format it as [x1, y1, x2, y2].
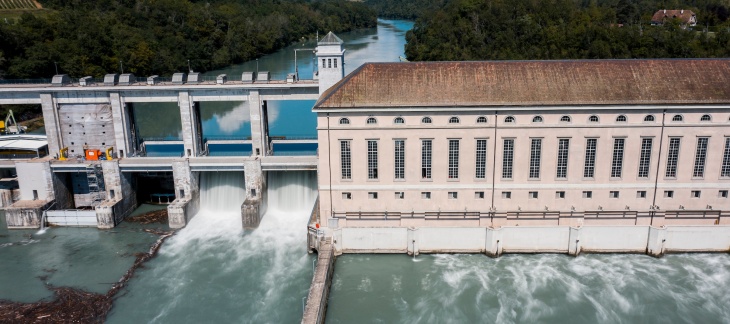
[333, 226, 730, 256]
[301, 243, 335, 324]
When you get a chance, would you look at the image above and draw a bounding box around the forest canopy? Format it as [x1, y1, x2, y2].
[0, 0, 376, 79]
[404, 0, 730, 61]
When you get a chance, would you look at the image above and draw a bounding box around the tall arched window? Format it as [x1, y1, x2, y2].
[644, 115, 655, 122]
[394, 117, 405, 124]
[560, 116, 571, 122]
[504, 116, 515, 123]
[449, 117, 460, 124]
[476, 116, 488, 124]
[589, 115, 599, 123]
[616, 115, 627, 122]
[338, 118, 350, 125]
[366, 117, 377, 124]
[700, 114, 712, 122]
[672, 115, 683, 122]
[421, 117, 432, 124]
[532, 116, 543, 123]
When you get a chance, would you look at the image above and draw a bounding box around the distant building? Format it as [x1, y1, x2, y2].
[314, 59, 730, 229]
[651, 9, 697, 27]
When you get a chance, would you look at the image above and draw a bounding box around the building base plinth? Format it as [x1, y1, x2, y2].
[4, 200, 54, 229]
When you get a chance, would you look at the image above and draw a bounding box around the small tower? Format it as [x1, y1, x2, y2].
[316, 31, 345, 95]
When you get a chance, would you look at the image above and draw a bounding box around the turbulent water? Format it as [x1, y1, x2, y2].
[327, 253, 730, 324]
[106, 171, 318, 323]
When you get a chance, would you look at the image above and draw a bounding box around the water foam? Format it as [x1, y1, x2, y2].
[107, 171, 318, 323]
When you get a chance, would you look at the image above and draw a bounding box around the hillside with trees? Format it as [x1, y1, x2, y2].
[404, 0, 730, 61]
[0, 0, 375, 79]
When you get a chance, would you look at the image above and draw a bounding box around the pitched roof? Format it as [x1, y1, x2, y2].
[315, 59, 730, 109]
[318, 31, 343, 45]
[651, 10, 696, 24]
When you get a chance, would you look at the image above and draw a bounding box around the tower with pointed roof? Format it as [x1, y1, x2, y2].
[316, 31, 345, 95]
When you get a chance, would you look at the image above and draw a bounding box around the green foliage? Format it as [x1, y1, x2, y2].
[364, 0, 447, 20]
[0, 0, 376, 79]
[405, 0, 730, 61]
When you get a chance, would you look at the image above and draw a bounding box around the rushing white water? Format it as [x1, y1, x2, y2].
[107, 171, 318, 323]
[327, 253, 730, 324]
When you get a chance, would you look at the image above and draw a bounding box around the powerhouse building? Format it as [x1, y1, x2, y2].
[314, 59, 730, 228]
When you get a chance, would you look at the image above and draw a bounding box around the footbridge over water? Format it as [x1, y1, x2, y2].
[0, 32, 345, 230]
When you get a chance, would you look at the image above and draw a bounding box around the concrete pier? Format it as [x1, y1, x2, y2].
[168, 160, 200, 228]
[301, 242, 335, 324]
[241, 159, 265, 229]
[4, 160, 72, 228]
[95, 160, 137, 229]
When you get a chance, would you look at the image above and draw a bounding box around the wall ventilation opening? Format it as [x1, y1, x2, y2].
[179, 189, 185, 198]
[32, 190, 38, 200]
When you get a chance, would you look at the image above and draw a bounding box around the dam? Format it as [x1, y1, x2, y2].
[0, 19, 728, 323]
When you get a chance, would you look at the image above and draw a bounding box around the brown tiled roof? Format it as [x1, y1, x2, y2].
[314, 59, 730, 109]
[651, 10, 696, 24]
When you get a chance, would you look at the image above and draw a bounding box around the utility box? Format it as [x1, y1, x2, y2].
[51, 74, 71, 86]
[104, 74, 118, 86]
[241, 72, 255, 83]
[286, 73, 296, 83]
[256, 71, 270, 83]
[188, 72, 201, 84]
[172, 73, 186, 85]
[79, 76, 94, 87]
[119, 73, 135, 85]
[147, 75, 159, 85]
[216, 74, 227, 84]
[85, 149, 102, 161]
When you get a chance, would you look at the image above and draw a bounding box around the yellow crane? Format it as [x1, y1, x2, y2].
[0, 110, 26, 135]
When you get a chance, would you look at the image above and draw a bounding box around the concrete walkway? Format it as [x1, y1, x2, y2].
[301, 243, 335, 324]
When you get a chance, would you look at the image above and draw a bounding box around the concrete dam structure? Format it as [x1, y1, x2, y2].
[0, 33, 728, 259]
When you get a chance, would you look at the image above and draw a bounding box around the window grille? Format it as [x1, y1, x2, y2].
[421, 117, 432, 124]
[502, 139, 514, 179]
[722, 138, 730, 177]
[692, 137, 709, 178]
[367, 140, 378, 179]
[556, 139, 569, 179]
[616, 115, 627, 122]
[477, 116, 487, 123]
[475, 139, 487, 179]
[449, 117, 460, 124]
[611, 138, 625, 178]
[672, 115, 683, 122]
[338, 118, 350, 125]
[529, 138, 542, 179]
[700, 114, 712, 122]
[340, 140, 351, 180]
[448, 139, 460, 179]
[589, 115, 599, 122]
[394, 117, 404, 124]
[644, 115, 655, 122]
[638, 138, 653, 178]
[366, 117, 377, 124]
[584, 138, 597, 178]
[665, 138, 681, 177]
[421, 140, 432, 179]
[504, 116, 515, 123]
[394, 140, 405, 179]
[532, 116, 543, 123]
[560, 116, 571, 122]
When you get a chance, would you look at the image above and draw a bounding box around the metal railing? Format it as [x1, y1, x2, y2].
[0, 79, 52, 85]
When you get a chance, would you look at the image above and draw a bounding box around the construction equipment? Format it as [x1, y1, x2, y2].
[0, 110, 26, 135]
[59, 147, 69, 161]
[85, 149, 102, 161]
[105, 147, 114, 161]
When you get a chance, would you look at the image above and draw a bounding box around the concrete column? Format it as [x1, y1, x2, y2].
[95, 161, 137, 229]
[248, 90, 268, 156]
[168, 160, 200, 228]
[40, 93, 62, 157]
[406, 227, 419, 256]
[109, 93, 135, 158]
[485, 227, 503, 257]
[242, 159, 265, 229]
[568, 227, 582, 256]
[5, 161, 71, 228]
[178, 92, 201, 157]
[646, 226, 667, 257]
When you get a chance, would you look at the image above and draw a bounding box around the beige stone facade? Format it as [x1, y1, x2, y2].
[314, 61, 730, 228]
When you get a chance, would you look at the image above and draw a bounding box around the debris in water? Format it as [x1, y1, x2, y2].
[126, 209, 168, 225]
[0, 230, 174, 323]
